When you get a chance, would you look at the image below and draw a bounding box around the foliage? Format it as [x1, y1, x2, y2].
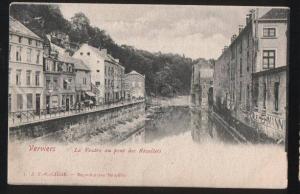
[10, 4, 210, 97]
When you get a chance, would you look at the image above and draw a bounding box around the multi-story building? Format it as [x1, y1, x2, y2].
[213, 8, 288, 140]
[191, 62, 202, 106]
[73, 44, 124, 104]
[43, 41, 76, 111]
[104, 55, 125, 103]
[73, 58, 92, 104]
[191, 59, 214, 107]
[9, 17, 44, 114]
[124, 71, 145, 100]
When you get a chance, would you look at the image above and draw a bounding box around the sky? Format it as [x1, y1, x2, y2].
[59, 4, 256, 60]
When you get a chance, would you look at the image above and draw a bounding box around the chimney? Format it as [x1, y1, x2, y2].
[238, 25, 243, 33]
[231, 34, 237, 42]
[246, 14, 251, 24]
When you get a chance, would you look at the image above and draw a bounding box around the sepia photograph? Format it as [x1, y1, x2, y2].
[7, 3, 289, 188]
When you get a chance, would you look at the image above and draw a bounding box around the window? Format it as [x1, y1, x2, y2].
[87, 52, 90, 56]
[46, 60, 50, 71]
[63, 80, 67, 90]
[28, 38, 32, 45]
[80, 52, 83, 56]
[95, 81, 100, 86]
[36, 50, 40, 64]
[246, 51, 250, 72]
[8, 94, 11, 113]
[26, 70, 31, 85]
[62, 95, 65, 105]
[263, 82, 267, 108]
[26, 48, 32, 62]
[274, 82, 279, 111]
[240, 42, 242, 53]
[8, 68, 11, 84]
[18, 36, 22, 43]
[240, 58, 243, 77]
[105, 79, 107, 87]
[83, 77, 86, 85]
[17, 94, 23, 110]
[68, 65, 73, 72]
[263, 50, 275, 69]
[263, 28, 276, 37]
[36, 40, 39, 47]
[239, 81, 242, 102]
[16, 70, 21, 85]
[105, 66, 107, 76]
[96, 69, 100, 73]
[68, 78, 72, 89]
[16, 46, 22, 61]
[35, 71, 40, 86]
[53, 78, 58, 90]
[26, 94, 33, 109]
[46, 78, 51, 89]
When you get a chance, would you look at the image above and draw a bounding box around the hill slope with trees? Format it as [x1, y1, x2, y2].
[10, 4, 212, 97]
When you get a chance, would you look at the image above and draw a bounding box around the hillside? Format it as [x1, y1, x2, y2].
[10, 4, 209, 97]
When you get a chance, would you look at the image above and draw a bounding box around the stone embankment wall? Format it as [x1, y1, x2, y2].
[10, 102, 145, 142]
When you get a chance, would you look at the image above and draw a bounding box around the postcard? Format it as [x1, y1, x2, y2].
[8, 3, 289, 188]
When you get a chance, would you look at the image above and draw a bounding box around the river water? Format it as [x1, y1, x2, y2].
[37, 96, 277, 146]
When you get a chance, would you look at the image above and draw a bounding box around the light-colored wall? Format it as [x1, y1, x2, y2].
[73, 44, 105, 102]
[255, 21, 288, 72]
[125, 74, 145, 99]
[75, 70, 91, 91]
[9, 33, 44, 112]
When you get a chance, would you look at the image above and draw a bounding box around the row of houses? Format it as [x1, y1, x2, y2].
[213, 8, 288, 140]
[8, 16, 145, 114]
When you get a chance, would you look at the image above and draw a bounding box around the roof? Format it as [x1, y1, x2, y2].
[9, 16, 42, 40]
[126, 70, 145, 78]
[259, 8, 289, 20]
[73, 58, 90, 71]
[57, 53, 75, 64]
[252, 66, 286, 77]
[80, 44, 124, 68]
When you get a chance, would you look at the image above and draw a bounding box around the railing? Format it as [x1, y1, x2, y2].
[8, 98, 145, 127]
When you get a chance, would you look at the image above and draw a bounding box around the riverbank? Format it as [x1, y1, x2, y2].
[207, 108, 281, 145]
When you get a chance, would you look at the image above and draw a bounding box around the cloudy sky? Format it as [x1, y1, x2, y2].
[60, 4, 256, 59]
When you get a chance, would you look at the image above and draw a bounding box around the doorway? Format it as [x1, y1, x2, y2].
[66, 98, 70, 111]
[46, 95, 50, 114]
[36, 94, 41, 114]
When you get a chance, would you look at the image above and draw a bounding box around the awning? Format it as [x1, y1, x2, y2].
[64, 79, 70, 84]
[85, 91, 96, 97]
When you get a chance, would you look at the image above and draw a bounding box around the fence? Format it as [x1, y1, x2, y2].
[8, 99, 145, 127]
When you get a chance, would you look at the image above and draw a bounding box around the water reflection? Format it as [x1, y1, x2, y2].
[128, 105, 239, 145]
[37, 103, 239, 145]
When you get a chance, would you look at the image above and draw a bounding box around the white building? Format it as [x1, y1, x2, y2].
[9, 16, 44, 114]
[73, 44, 124, 104]
[124, 71, 145, 100]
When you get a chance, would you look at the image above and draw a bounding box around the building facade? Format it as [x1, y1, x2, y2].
[104, 55, 125, 103]
[73, 58, 92, 104]
[213, 8, 288, 140]
[43, 42, 76, 112]
[73, 44, 124, 104]
[191, 60, 214, 107]
[9, 17, 44, 114]
[124, 71, 145, 100]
